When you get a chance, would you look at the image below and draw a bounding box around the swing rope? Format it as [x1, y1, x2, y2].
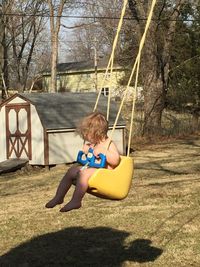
[76, 0, 157, 201]
[105, 0, 157, 155]
[93, 0, 129, 122]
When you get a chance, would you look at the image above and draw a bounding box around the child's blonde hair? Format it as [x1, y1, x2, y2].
[77, 112, 108, 143]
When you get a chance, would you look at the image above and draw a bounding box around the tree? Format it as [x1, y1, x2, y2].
[47, 0, 77, 92]
[64, 0, 123, 62]
[0, 0, 13, 99]
[0, 1, 3, 99]
[0, 0, 48, 94]
[167, 2, 200, 130]
[125, 0, 187, 136]
[47, 0, 63, 92]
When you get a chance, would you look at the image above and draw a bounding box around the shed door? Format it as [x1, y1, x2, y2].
[5, 104, 32, 159]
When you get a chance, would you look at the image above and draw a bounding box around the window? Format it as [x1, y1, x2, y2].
[101, 87, 109, 97]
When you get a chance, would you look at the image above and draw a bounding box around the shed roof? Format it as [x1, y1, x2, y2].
[19, 92, 125, 130]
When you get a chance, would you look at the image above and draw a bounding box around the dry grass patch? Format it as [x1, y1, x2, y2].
[0, 136, 200, 266]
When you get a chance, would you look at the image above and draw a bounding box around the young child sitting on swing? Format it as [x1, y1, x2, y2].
[45, 111, 120, 212]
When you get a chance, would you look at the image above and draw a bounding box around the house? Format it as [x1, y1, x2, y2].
[42, 59, 127, 97]
[0, 92, 126, 166]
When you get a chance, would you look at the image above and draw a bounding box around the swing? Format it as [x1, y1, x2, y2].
[77, 148, 133, 199]
[77, 0, 156, 200]
[87, 156, 133, 200]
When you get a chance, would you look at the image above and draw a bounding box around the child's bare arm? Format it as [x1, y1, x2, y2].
[93, 141, 120, 168]
[105, 142, 120, 167]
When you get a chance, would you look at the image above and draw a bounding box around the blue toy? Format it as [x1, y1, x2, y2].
[77, 148, 106, 168]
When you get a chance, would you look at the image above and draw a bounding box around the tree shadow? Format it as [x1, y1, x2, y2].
[0, 227, 163, 267]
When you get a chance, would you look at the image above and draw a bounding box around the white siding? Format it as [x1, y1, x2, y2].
[48, 128, 125, 165]
[29, 104, 45, 165]
[48, 132, 83, 164]
[108, 128, 125, 155]
[0, 106, 6, 161]
[9, 97, 27, 104]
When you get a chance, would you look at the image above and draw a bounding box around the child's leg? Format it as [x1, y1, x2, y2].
[45, 165, 81, 208]
[60, 168, 96, 212]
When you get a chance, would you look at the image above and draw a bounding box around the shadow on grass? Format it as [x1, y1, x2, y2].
[0, 227, 163, 267]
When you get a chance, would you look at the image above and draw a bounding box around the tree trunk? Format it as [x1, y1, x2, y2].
[3, 20, 10, 90]
[0, 12, 4, 99]
[48, 0, 65, 93]
[141, 0, 186, 136]
[192, 112, 200, 131]
[143, 71, 166, 135]
[50, 33, 58, 92]
[141, 33, 166, 135]
[0, 7, 9, 99]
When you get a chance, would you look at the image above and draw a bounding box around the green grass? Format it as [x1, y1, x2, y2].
[0, 136, 200, 266]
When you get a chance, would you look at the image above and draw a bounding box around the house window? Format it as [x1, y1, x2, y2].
[101, 87, 109, 96]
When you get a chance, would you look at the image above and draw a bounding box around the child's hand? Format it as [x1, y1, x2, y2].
[93, 147, 105, 158]
[82, 143, 90, 154]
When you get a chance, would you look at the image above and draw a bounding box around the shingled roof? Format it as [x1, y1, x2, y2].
[20, 92, 125, 130]
[43, 59, 122, 74]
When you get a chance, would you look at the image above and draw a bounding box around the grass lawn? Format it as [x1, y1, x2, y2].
[0, 136, 200, 266]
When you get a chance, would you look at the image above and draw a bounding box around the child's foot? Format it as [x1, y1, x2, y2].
[45, 197, 63, 208]
[60, 201, 81, 212]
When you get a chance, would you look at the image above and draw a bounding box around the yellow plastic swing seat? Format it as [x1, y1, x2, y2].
[87, 156, 134, 200]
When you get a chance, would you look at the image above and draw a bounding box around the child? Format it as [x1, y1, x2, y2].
[45, 111, 120, 212]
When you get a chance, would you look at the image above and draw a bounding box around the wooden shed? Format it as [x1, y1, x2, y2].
[0, 92, 126, 166]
